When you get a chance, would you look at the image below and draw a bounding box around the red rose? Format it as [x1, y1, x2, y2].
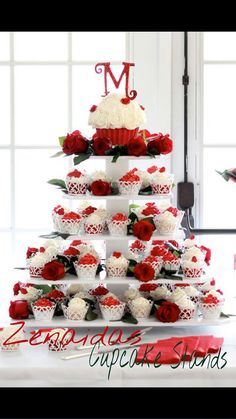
[90, 180, 111, 196]
[147, 133, 173, 155]
[127, 136, 147, 157]
[9, 300, 29, 320]
[41, 260, 65, 281]
[200, 245, 211, 266]
[26, 247, 38, 259]
[13, 282, 22, 296]
[63, 247, 80, 256]
[62, 130, 88, 155]
[92, 136, 112, 156]
[139, 283, 158, 292]
[133, 220, 155, 241]
[134, 262, 155, 282]
[155, 301, 180, 323]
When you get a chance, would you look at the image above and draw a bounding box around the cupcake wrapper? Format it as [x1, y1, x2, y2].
[118, 180, 142, 196]
[31, 304, 56, 320]
[58, 219, 81, 235]
[163, 260, 180, 272]
[29, 266, 44, 278]
[62, 303, 89, 320]
[84, 223, 103, 235]
[151, 183, 172, 195]
[0, 343, 20, 351]
[108, 221, 128, 236]
[74, 263, 98, 279]
[145, 260, 163, 277]
[183, 267, 203, 278]
[179, 308, 195, 320]
[47, 340, 69, 352]
[107, 266, 128, 277]
[199, 303, 223, 320]
[190, 296, 200, 305]
[99, 302, 126, 321]
[66, 181, 88, 196]
[128, 299, 153, 319]
[96, 127, 139, 146]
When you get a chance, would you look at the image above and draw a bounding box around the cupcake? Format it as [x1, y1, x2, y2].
[133, 202, 160, 220]
[90, 285, 110, 302]
[138, 283, 158, 298]
[182, 285, 201, 305]
[31, 298, 56, 321]
[150, 284, 171, 301]
[79, 204, 97, 219]
[88, 92, 146, 146]
[132, 168, 151, 189]
[198, 279, 216, 294]
[47, 328, 69, 352]
[94, 208, 111, 232]
[28, 253, 48, 278]
[150, 167, 174, 195]
[65, 169, 89, 196]
[128, 297, 153, 320]
[182, 256, 204, 278]
[199, 293, 223, 320]
[74, 253, 98, 279]
[169, 289, 195, 320]
[62, 297, 89, 320]
[182, 245, 205, 262]
[154, 207, 184, 236]
[106, 251, 129, 277]
[108, 213, 129, 236]
[118, 170, 142, 195]
[162, 252, 180, 274]
[99, 296, 126, 321]
[204, 289, 224, 302]
[52, 205, 69, 231]
[46, 289, 67, 305]
[16, 285, 43, 302]
[129, 240, 147, 261]
[84, 213, 103, 235]
[123, 288, 141, 302]
[58, 211, 82, 235]
[0, 324, 24, 351]
[143, 255, 163, 277]
[183, 234, 197, 249]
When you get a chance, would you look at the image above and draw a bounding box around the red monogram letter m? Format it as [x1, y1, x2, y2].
[95, 62, 137, 100]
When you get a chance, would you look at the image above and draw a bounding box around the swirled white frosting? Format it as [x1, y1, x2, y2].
[88, 93, 147, 129]
[125, 250, 140, 261]
[43, 239, 63, 249]
[150, 285, 171, 300]
[183, 237, 197, 248]
[73, 291, 95, 301]
[78, 244, 99, 260]
[158, 200, 172, 212]
[94, 208, 110, 222]
[85, 214, 103, 225]
[169, 289, 195, 310]
[106, 255, 129, 269]
[0, 325, 23, 343]
[198, 281, 216, 293]
[182, 246, 205, 260]
[77, 201, 94, 210]
[151, 171, 173, 185]
[68, 297, 87, 310]
[123, 288, 140, 302]
[182, 258, 204, 270]
[130, 296, 151, 309]
[44, 245, 58, 261]
[67, 284, 86, 295]
[29, 253, 48, 268]
[135, 170, 151, 189]
[17, 286, 42, 302]
[90, 170, 111, 182]
[66, 174, 89, 185]
[204, 290, 224, 301]
[183, 286, 200, 297]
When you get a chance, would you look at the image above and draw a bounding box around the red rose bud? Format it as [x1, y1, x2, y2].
[134, 262, 155, 282]
[133, 220, 155, 241]
[92, 137, 112, 156]
[9, 300, 29, 320]
[53, 205, 65, 215]
[67, 169, 82, 178]
[159, 167, 166, 173]
[191, 256, 197, 263]
[90, 180, 111, 196]
[39, 247, 45, 253]
[147, 133, 173, 155]
[26, 247, 38, 259]
[189, 234, 195, 240]
[91, 286, 109, 296]
[139, 283, 158, 292]
[112, 251, 122, 258]
[147, 165, 158, 174]
[62, 130, 88, 155]
[63, 247, 80, 256]
[120, 97, 130, 104]
[127, 136, 147, 157]
[155, 301, 180, 323]
[216, 289, 223, 295]
[20, 288, 28, 295]
[90, 105, 97, 112]
[41, 260, 65, 281]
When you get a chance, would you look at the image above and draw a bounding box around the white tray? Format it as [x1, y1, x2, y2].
[63, 193, 172, 201]
[52, 230, 185, 241]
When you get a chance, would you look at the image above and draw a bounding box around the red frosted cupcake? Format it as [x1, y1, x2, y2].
[118, 171, 142, 195]
[108, 213, 129, 236]
[74, 253, 98, 279]
[65, 169, 89, 196]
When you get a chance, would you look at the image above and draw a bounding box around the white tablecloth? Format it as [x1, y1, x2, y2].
[1, 323, 236, 387]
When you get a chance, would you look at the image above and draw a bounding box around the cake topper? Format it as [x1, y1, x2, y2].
[95, 62, 137, 100]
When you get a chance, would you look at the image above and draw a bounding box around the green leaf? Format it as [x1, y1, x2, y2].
[51, 151, 64, 158]
[73, 153, 91, 166]
[121, 312, 138, 324]
[32, 284, 52, 294]
[220, 311, 230, 318]
[47, 179, 66, 190]
[111, 182, 119, 195]
[58, 136, 66, 147]
[173, 250, 181, 258]
[85, 306, 98, 321]
[215, 169, 230, 182]
[128, 211, 139, 224]
[112, 152, 121, 163]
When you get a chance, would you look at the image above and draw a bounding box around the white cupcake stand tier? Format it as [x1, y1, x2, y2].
[12, 155, 228, 328]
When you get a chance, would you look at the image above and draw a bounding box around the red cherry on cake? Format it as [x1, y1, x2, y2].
[101, 296, 121, 306]
[159, 167, 166, 173]
[191, 256, 197, 263]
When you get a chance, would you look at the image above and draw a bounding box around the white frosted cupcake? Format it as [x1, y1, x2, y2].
[66, 169, 89, 196]
[182, 285, 201, 305]
[88, 92, 146, 146]
[143, 255, 163, 277]
[28, 253, 48, 278]
[106, 251, 129, 277]
[58, 211, 82, 235]
[183, 234, 197, 249]
[128, 297, 153, 320]
[150, 167, 174, 195]
[150, 285, 171, 301]
[169, 289, 195, 320]
[182, 256, 204, 278]
[204, 289, 224, 302]
[0, 325, 24, 351]
[16, 285, 43, 302]
[182, 245, 205, 262]
[154, 208, 184, 235]
[62, 297, 89, 320]
[94, 208, 111, 231]
[99, 295, 126, 321]
[74, 253, 98, 279]
[198, 279, 216, 294]
[108, 213, 129, 236]
[123, 288, 141, 302]
[84, 213, 103, 235]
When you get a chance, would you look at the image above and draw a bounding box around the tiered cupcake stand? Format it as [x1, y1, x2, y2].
[9, 155, 230, 328]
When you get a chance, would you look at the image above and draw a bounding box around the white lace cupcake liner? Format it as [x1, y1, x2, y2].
[182, 267, 203, 278]
[163, 260, 180, 272]
[99, 302, 126, 321]
[151, 183, 172, 195]
[84, 223, 103, 235]
[29, 266, 44, 278]
[58, 219, 82, 235]
[52, 212, 62, 231]
[179, 308, 195, 320]
[108, 221, 128, 236]
[66, 181, 88, 196]
[128, 299, 153, 320]
[129, 248, 146, 262]
[107, 266, 128, 277]
[199, 303, 223, 320]
[118, 181, 142, 196]
[31, 303, 56, 320]
[74, 263, 98, 279]
[0, 342, 20, 351]
[62, 303, 89, 320]
[145, 261, 163, 277]
[190, 296, 200, 305]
